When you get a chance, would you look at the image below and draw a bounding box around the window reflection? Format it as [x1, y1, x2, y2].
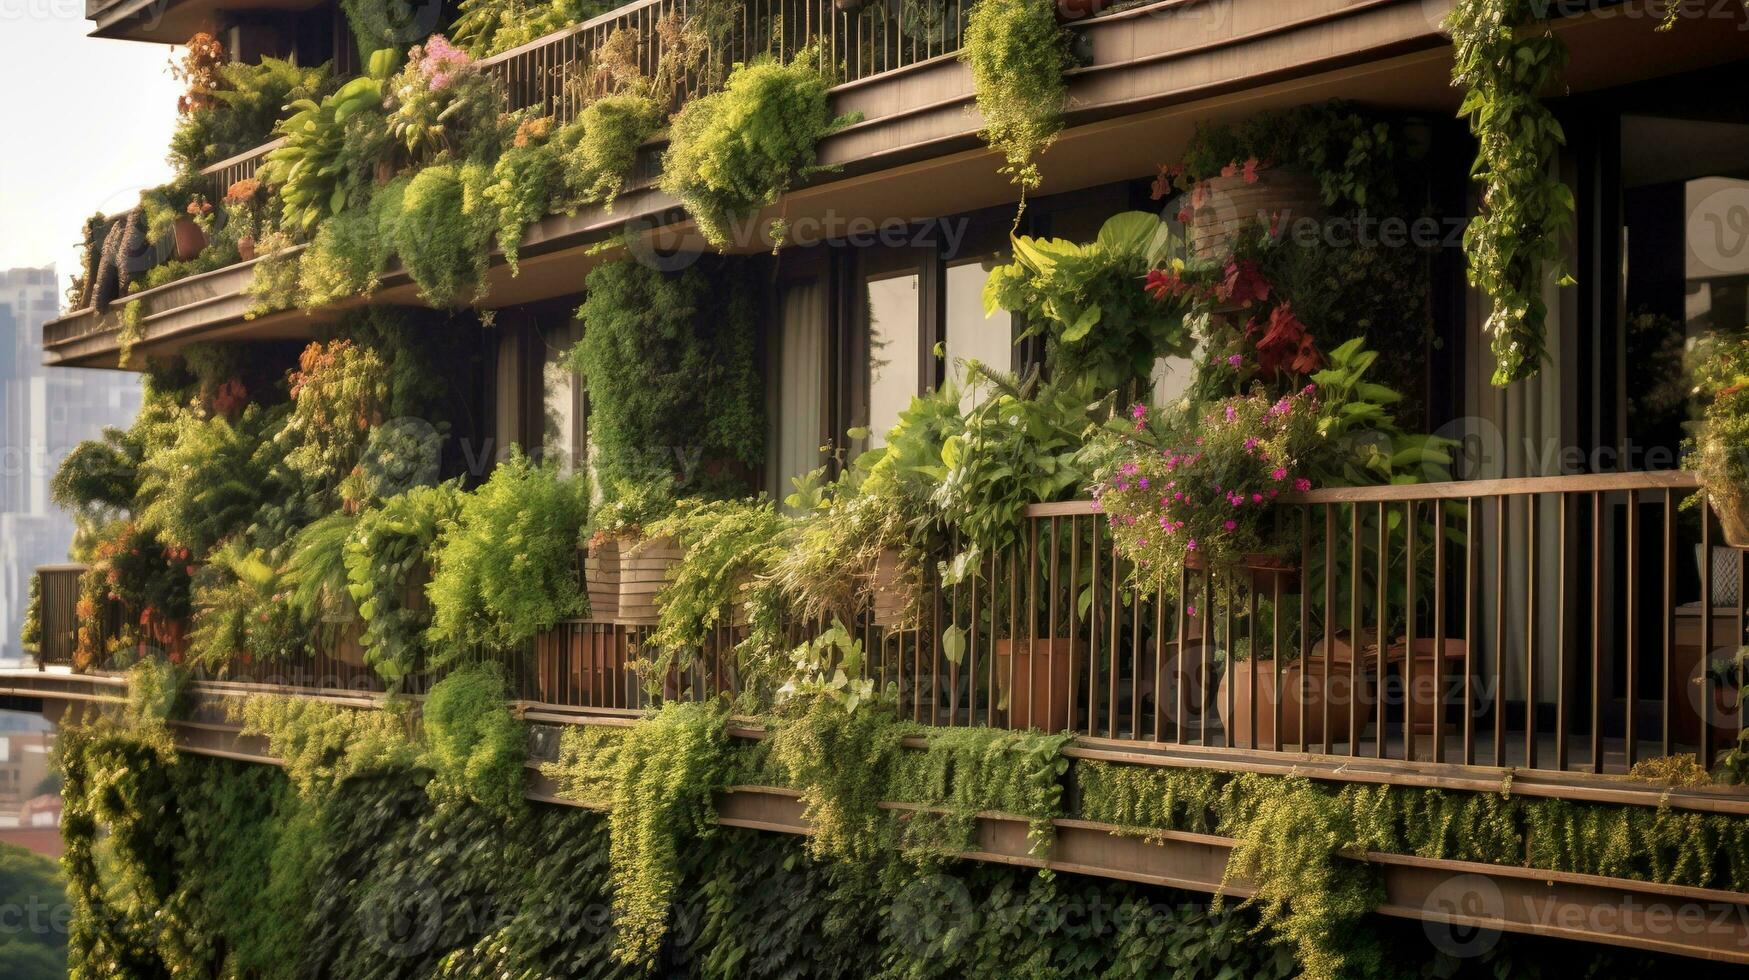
[945, 259, 1012, 411]
[867, 272, 920, 447]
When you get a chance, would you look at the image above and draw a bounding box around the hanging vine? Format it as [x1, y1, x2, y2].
[1447, 0, 1574, 386]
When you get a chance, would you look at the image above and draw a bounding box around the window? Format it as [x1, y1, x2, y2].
[944, 259, 1012, 409]
[866, 271, 921, 447]
[1619, 114, 1749, 469]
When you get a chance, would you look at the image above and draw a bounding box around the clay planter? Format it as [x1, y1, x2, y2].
[1054, 0, 1115, 21]
[618, 535, 684, 626]
[868, 548, 909, 628]
[583, 540, 622, 623]
[172, 217, 207, 262]
[1386, 639, 1469, 736]
[1217, 659, 1376, 749]
[1188, 168, 1323, 261]
[1671, 645, 1744, 749]
[1184, 553, 1300, 594]
[993, 639, 1083, 732]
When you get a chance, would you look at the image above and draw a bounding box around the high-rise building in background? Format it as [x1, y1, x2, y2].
[0, 266, 141, 666]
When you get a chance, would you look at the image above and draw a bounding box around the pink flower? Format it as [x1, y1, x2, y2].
[1294, 478, 1312, 492]
[1131, 403, 1148, 421]
[1138, 477, 1150, 490]
[1224, 405, 1237, 423]
[1272, 467, 1288, 481]
[1227, 354, 1243, 367]
[1187, 605, 1198, 618]
[1186, 539, 1198, 552]
[1224, 520, 1237, 532]
[1138, 539, 1148, 548]
[1252, 493, 1264, 504]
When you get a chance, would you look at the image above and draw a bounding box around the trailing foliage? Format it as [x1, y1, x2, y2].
[345, 483, 461, 681]
[568, 259, 764, 498]
[235, 695, 419, 799]
[450, 0, 614, 57]
[962, 0, 1072, 204]
[421, 663, 526, 815]
[426, 452, 591, 654]
[397, 162, 498, 307]
[543, 702, 731, 969]
[646, 497, 791, 661]
[660, 51, 857, 248]
[564, 92, 664, 208]
[1447, 0, 1573, 385]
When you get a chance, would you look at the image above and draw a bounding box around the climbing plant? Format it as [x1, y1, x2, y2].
[962, 0, 1073, 209]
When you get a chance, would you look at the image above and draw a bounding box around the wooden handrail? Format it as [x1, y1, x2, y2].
[1027, 470, 1703, 516]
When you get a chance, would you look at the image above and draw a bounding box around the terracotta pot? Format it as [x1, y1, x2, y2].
[868, 548, 908, 628]
[993, 638, 1083, 732]
[1216, 659, 1376, 749]
[236, 235, 257, 262]
[1184, 553, 1300, 594]
[584, 540, 621, 623]
[172, 216, 207, 262]
[1709, 488, 1749, 550]
[1188, 168, 1323, 261]
[1386, 639, 1468, 736]
[618, 535, 684, 626]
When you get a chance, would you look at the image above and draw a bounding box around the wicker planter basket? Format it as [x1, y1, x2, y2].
[618, 535, 684, 626]
[584, 540, 622, 623]
[1188, 168, 1323, 261]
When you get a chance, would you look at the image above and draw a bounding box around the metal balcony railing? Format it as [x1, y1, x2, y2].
[38, 471, 1749, 781]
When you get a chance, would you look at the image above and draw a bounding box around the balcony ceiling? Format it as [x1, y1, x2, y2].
[88, 0, 329, 43]
[47, 0, 1749, 369]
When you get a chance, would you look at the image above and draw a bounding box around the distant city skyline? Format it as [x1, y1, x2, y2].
[0, 265, 142, 665]
[0, 19, 181, 303]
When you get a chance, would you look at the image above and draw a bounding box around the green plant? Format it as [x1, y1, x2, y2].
[1683, 334, 1749, 512]
[1172, 101, 1405, 213]
[936, 370, 1102, 575]
[263, 48, 398, 234]
[475, 135, 564, 274]
[235, 695, 419, 798]
[646, 497, 792, 664]
[53, 426, 142, 519]
[1448, 0, 1574, 385]
[427, 452, 590, 654]
[766, 679, 906, 865]
[170, 57, 332, 173]
[188, 540, 306, 671]
[568, 259, 764, 496]
[563, 91, 664, 209]
[421, 662, 526, 815]
[136, 403, 291, 556]
[984, 211, 1192, 395]
[542, 703, 731, 968]
[280, 339, 391, 501]
[284, 512, 358, 648]
[241, 230, 303, 317]
[660, 51, 857, 248]
[345, 483, 461, 681]
[396, 162, 498, 306]
[0, 842, 67, 979]
[450, 0, 614, 57]
[887, 727, 1073, 863]
[962, 0, 1072, 203]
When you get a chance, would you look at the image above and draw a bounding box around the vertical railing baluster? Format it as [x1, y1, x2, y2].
[1525, 495, 1539, 769]
[1702, 500, 1715, 768]
[1434, 499, 1447, 764]
[1493, 496, 1507, 768]
[1664, 488, 1676, 759]
[1626, 489, 1639, 770]
[1405, 500, 1417, 761]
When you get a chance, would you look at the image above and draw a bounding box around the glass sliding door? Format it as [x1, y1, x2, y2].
[866, 270, 922, 447]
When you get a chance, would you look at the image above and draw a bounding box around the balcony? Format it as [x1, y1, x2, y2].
[27, 470, 1749, 786]
[13, 469, 1749, 965]
[86, 0, 333, 44]
[46, 0, 1507, 369]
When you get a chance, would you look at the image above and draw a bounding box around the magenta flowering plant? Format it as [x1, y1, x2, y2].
[1089, 386, 1320, 599]
[385, 35, 506, 168]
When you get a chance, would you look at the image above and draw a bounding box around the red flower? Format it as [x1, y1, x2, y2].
[1248, 303, 1324, 379]
[1217, 260, 1270, 308]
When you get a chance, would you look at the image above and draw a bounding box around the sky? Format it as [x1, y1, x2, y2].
[0, 14, 182, 306]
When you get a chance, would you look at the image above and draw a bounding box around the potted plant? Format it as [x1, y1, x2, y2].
[1216, 600, 1378, 749]
[937, 371, 1101, 731]
[1684, 334, 1749, 548]
[584, 477, 679, 626]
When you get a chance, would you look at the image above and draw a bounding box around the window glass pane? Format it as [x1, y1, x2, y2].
[867, 273, 920, 447]
[945, 260, 1011, 410]
[1620, 115, 1749, 468]
[542, 320, 585, 476]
